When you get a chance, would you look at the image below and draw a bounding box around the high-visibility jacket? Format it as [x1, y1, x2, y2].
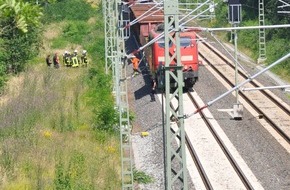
[81, 55, 88, 64]
[71, 56, 79, 67]
[64, 55, 71, 65]
[131, 57, 140, 70]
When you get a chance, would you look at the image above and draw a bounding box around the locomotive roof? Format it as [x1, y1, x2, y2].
[130, 3, 164, 24]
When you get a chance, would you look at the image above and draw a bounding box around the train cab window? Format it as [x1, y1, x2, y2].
[180, 37, 191, 47]
[157, 37, 173, 48]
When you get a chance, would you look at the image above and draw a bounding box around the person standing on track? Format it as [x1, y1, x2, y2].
[150, 77, 156, 102]
[131, 55, 141, 77]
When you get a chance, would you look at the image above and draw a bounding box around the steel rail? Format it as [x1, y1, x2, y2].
[167, 99, 213, 190]
[185, 133, 213, 190]
[187, 92, 254, 190]
[198, 49, 290, 144]
[202, 41, 290, 116]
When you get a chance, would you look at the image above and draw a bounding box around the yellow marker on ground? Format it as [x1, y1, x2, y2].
[141, 132, 149, 137]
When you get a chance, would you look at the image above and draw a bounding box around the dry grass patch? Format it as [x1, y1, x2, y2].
[88, 17, 96, 25]
[43, 22, 66, 40]
[87, 0, 100, 8]
[0, 75, 24, 107]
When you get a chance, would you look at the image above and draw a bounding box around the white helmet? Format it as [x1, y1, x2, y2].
[82, 50, 87, 54]
[64, 50, 68, 54]
[74, 50, 78, 53]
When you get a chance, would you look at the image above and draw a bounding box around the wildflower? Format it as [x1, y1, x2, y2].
[106, 145, 116, 153]
[43, 131, 52, 138]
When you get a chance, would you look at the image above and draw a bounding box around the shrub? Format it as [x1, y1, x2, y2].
[43, 0, 94, 23]
[85, 67, 118, 133]
[133, 168, 154, 184]
[62, 21, 90, 44]
[0, 63, 7, 93]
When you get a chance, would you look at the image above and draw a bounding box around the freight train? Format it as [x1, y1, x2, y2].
[125, 0, 200, 90]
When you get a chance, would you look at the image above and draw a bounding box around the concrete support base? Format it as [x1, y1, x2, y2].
[233, 103, 243, 120]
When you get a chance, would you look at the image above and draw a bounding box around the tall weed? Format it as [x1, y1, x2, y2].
[0, 0, 121, 189]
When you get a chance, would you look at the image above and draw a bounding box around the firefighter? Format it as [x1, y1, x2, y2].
[71, 49, 79, 67]
[81, 50, 88, 67]
[63, 51, 71, 67]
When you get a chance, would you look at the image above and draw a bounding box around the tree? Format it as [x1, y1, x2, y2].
[0, 0, 43, 76]
[0, 0, 43, 33]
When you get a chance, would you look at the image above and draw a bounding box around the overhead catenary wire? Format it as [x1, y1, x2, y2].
[184, 24, 290, 32]
[124, 1, 164, 29]
[179, 0, 214, 27]
[207, 32, 252, 78]
[185, 52, 290, 118]
[128, 0, 215, 56]
[241, 85, 290, 91]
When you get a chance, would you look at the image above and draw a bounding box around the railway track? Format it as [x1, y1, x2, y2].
[198, 40, 290, 144]
[163, 36, 290, 187]
[167, 92, 263, 189]
[186, 91, 253, 190]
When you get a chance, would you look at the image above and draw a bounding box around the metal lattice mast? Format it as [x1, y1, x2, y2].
[210, 0, 215, 19]
[103, 0, 118, 106]
[115, 1, 134, 189]
[103, 0, 116, 74]
[103, 0, 109, 73]
[164, 0, 188, 189]
[258, 0, 267, 63]
[103, 1, 133, 188]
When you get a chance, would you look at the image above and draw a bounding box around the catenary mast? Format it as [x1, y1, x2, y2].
[103, 1, 134, 189]
[258, 0, 267, 63]
[164, 0, 188, 189]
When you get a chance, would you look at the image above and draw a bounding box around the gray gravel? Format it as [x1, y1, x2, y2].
[127, 62, 165, 189]
[126, 34, 290, 189]
[195, 36, 290, 190]
[127, 61, 195, 189]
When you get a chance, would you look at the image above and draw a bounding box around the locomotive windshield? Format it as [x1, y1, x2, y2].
[157, 37, 173, 48]
[158, 37, 191, 48]
[180, 37, 191, 47]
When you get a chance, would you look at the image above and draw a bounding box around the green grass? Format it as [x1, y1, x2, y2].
[133, 168, 154, 184]
[0, 65, 121, 189]
[0, 1, 121, 189]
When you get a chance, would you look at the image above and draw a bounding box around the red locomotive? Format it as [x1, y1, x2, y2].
[127, 0, 200, 89]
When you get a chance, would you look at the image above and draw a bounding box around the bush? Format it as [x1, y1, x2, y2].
[85, 67, 118, 133]
[266, 39, 290, 76]
[133, 168, 153, 184]
[0, 63, 7, 93]
[43, 0, 94, 23]
[0, 24, 41, 74]
[238, 20, 259, 59]
[63, 21, 90, 43]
